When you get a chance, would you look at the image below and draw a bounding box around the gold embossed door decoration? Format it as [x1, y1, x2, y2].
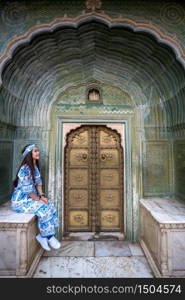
[64, 125, 124, 234]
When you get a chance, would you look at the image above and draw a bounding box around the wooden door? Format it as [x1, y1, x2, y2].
[64, 125, 124, 234]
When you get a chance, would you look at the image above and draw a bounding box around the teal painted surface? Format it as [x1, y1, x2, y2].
[1, 13, 184, 130]
[56, 84, 133, 106]
[0, 141, 13, 204]
[0, 0, 184, 54]
[142, 141, 172, 197]
[174, 140, 185, 202]
[0, 121, 15, 205]
[54, 104, 133, 114]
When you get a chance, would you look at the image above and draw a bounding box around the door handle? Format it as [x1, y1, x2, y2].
[101, 153, 113, 161]
[101, 154, 106, 161]
[82, 153, 88, 161]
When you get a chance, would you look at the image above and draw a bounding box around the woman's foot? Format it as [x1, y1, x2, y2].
[48, 236, 61, 249]
[36, 234, 51, 251]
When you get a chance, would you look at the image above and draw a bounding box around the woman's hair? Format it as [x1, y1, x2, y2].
[12, 144, 40, 189]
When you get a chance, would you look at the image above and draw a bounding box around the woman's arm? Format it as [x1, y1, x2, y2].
[28, 192, 40, 202]
[37, 185, 44, 196]
[28, 191, 48, 204]
[36, 185, 48, 204]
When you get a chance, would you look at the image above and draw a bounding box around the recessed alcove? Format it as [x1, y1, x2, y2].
[0, 16, 185, 244]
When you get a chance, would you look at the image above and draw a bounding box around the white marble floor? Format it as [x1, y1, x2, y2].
[33, 241, 154, 278]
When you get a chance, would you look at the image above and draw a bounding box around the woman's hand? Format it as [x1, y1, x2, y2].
[39, 196, 48, 204]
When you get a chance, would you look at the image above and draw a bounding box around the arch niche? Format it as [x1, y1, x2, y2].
[0, 14, 185, 242]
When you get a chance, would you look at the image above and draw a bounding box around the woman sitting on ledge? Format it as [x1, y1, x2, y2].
[11, 144, 61, 251]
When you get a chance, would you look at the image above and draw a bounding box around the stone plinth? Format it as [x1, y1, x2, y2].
[140, 198, 185, 278]
[0, 201, 43, 277]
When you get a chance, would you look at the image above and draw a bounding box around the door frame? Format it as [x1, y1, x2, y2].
[63, 124, 124, 235]
[54, 117, 134, 241]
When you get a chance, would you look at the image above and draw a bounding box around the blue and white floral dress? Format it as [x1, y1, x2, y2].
[11, 163, 59, 237]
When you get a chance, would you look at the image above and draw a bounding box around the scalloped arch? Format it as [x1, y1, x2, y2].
[1, 12, 185, 130]
[0, 12, 185, 85]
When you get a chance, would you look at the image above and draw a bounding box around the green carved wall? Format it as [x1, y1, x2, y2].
[142, 141, 173, 197]
[174, 141, 185, 200]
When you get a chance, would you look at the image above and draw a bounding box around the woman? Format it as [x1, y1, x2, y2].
[11, 144, 61, 251]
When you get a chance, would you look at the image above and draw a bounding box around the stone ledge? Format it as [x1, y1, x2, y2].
[140, 197, 185, 225]
[140, 197, 185, 278]
[0, 201, 43, 277]
[0, 201, 35, 226]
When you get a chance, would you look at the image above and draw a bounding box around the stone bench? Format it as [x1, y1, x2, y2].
[140, 197, 185, 278]
[0, 201, 43, 277]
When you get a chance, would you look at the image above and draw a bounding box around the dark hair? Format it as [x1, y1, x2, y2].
[12, 144, 40, 190]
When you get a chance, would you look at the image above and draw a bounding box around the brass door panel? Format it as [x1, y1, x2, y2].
[100, 131, 117, 147]
[71, 130, 89, 147]
[100, 190, 120, 208]
[69, 190, 88, 207]
[101, 211, 120, 228]
[100, 149, 119, 166]
[69, 169, 88, 186]
[69, 149, 88, 166]
[69, 211, 88, 228]
[100, 169, 119, 187]
[64, 125, 124, 233]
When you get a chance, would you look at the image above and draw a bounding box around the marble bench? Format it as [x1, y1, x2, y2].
[140, 197, 185, 278]
[0, 201, 43, 277]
